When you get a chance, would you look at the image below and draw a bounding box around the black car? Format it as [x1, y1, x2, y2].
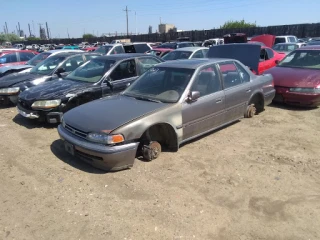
[156, 42, 195, 49]
[0, 52, 100, 105]
[17, 54, 163, 124]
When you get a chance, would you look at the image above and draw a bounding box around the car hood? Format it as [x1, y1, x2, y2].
[63, 95, 169, 133]
[265, 67, 320, 88]
[19, 79, 92, 101]
[0, 72, 45, 88]
[208, 43, 260, 73]
[0, 64, 33, 74]
[250, 34, 275, 48]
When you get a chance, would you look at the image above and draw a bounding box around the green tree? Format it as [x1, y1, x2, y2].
[0, 33, 21, 43]
[220, 20, 257, 29]
[83, 33, 96, 40]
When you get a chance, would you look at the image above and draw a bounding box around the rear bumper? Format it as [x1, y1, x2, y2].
[273, 89, 320, 107]
[58, 125, 139, 171]
[16, 103, 63, 123]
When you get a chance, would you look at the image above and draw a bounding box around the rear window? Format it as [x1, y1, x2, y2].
[133, 44, 151, 53]
[275, 37, 286, 44]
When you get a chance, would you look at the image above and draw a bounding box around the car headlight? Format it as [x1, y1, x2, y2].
[0, 87, 20, 95]
[31, 99, 61, 109]
[87, 132, 124, 145]
[289, 87, 320, 93]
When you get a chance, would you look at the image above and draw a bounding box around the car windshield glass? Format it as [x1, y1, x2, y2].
[30, 55, 66, 75]
[162, 51, 192, 60]
[278, 50, 320, 69]
[123, 67, 194, 103]
[65, 58, 116, 83]
[95, 46, 113, 54]
[27, 52, 52, 66]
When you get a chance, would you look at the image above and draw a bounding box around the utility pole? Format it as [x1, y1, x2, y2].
[46, 22, 50, 39]
[5, 22, 8, 34]
[123, 6, 131, 37]
[28, 23, 32, 36]
[67, 28, 70, 38]
[135, 11, 137, 35]
[18, 22, 21, 36]
[32, 20, 35, 37]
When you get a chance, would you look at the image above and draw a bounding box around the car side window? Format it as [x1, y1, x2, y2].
[115, 46, 124, 53]
[20, 52, 35, 61]
[234, 62, 250, 83]
[110, 59, 137, 81]
[191, 65, 221, 97]
[137, 57, 161, 74]
[191, 50, 204, 59]
[62, 55, 84, 72]
[0, 53, 17, 63]
[265, 48, 274, 59]
[218, 62, 243, 89]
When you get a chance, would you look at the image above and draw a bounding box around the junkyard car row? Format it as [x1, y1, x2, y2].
[0, 34, 319, 171]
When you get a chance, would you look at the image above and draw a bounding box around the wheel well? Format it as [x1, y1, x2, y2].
[140, 123, 178, 152]
[249, 93, 264, 113]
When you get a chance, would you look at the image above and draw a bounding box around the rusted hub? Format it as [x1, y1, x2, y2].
[245, 104, 256, 118]
[142, 141, 161, 161]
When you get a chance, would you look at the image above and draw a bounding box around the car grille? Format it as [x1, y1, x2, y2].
[64, 123, 88, 139]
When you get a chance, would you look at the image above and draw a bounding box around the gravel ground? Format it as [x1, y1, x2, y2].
[0, 104, 319, 240]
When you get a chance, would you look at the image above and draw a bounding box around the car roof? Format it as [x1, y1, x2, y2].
[47, 49, 84, 54]
[94, 53, 147, 61]
[149, 48, 173, 52]
[156, 58, 233, 69]
[174, 47, 208, 52]
[276, 35, 296, 37]
[274, 43, 299, 45]
[299, 45, 320, 50]
[50, 52, 85, 57]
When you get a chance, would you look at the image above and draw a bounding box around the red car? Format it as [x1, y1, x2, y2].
[0, 50, 38, 67]
[146, 48, 173, 58]
[249, 34, 286, 74]
[264, 45, 320, 107]
[83, 47, 98, 52]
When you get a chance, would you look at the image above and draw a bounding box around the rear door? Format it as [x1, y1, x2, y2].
[218, 61, 251, 122]
[102, 59, 138, 96]
[182, 64, 225, 140]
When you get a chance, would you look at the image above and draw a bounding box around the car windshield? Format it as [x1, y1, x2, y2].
[278, 50, 320, 69]
[273, 44, 298, 52]
[95, 46, 113, 54]
[27, 52, 52, 66]
[65, 58, 116, 83]
[30, 55, 66, 75]
[162, 51, 192, 60]
[123, 67, 194, 103]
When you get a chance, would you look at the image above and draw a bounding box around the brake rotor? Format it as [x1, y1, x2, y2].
[142, 141, 161, 161]
[246, 104, 256, 118]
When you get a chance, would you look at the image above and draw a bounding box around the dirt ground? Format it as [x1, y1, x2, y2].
[0, 104, 319, 240]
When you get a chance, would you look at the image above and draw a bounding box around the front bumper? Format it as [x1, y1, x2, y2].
[16, 103, 63, 123]
[58, 125, 139, 171]
[274, 88, 320, 107]
[0, 94, 18, 105]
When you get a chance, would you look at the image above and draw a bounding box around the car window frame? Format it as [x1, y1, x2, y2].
[108, 58, 137, 82]
[136, 56, 162, 75]
[216, 61, 244, 90]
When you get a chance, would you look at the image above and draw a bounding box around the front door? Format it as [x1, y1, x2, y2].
[182, 65, 225, 141]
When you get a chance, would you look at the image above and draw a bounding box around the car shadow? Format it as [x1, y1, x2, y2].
[50, 139, 106, 174]
[269, 102, 318, 111]
[12, 114, 58, 129]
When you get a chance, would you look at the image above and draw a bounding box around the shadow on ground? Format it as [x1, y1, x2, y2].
[50, 139, 108, 174]
[13, 114, 58, 129]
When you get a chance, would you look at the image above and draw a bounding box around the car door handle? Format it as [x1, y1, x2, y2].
[215, 99, 222, 103]
[246, 89, 251, 93]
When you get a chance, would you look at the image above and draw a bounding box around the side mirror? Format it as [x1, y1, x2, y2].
[275, 60, 279, 64]
[187, 91, 200, 102]
[55, 67, 65, 78]
[103, 79, 113, 91]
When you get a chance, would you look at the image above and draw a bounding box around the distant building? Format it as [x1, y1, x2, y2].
[148, 26, 152, 34]
[40, 27, 47, 40]
[158, 23, 176, 34]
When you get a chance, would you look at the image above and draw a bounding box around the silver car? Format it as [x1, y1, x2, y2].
[162, 47, 209, 61]
[58, 56, 275, 171]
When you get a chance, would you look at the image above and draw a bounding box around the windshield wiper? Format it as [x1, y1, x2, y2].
[133, 96, 162, 103]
